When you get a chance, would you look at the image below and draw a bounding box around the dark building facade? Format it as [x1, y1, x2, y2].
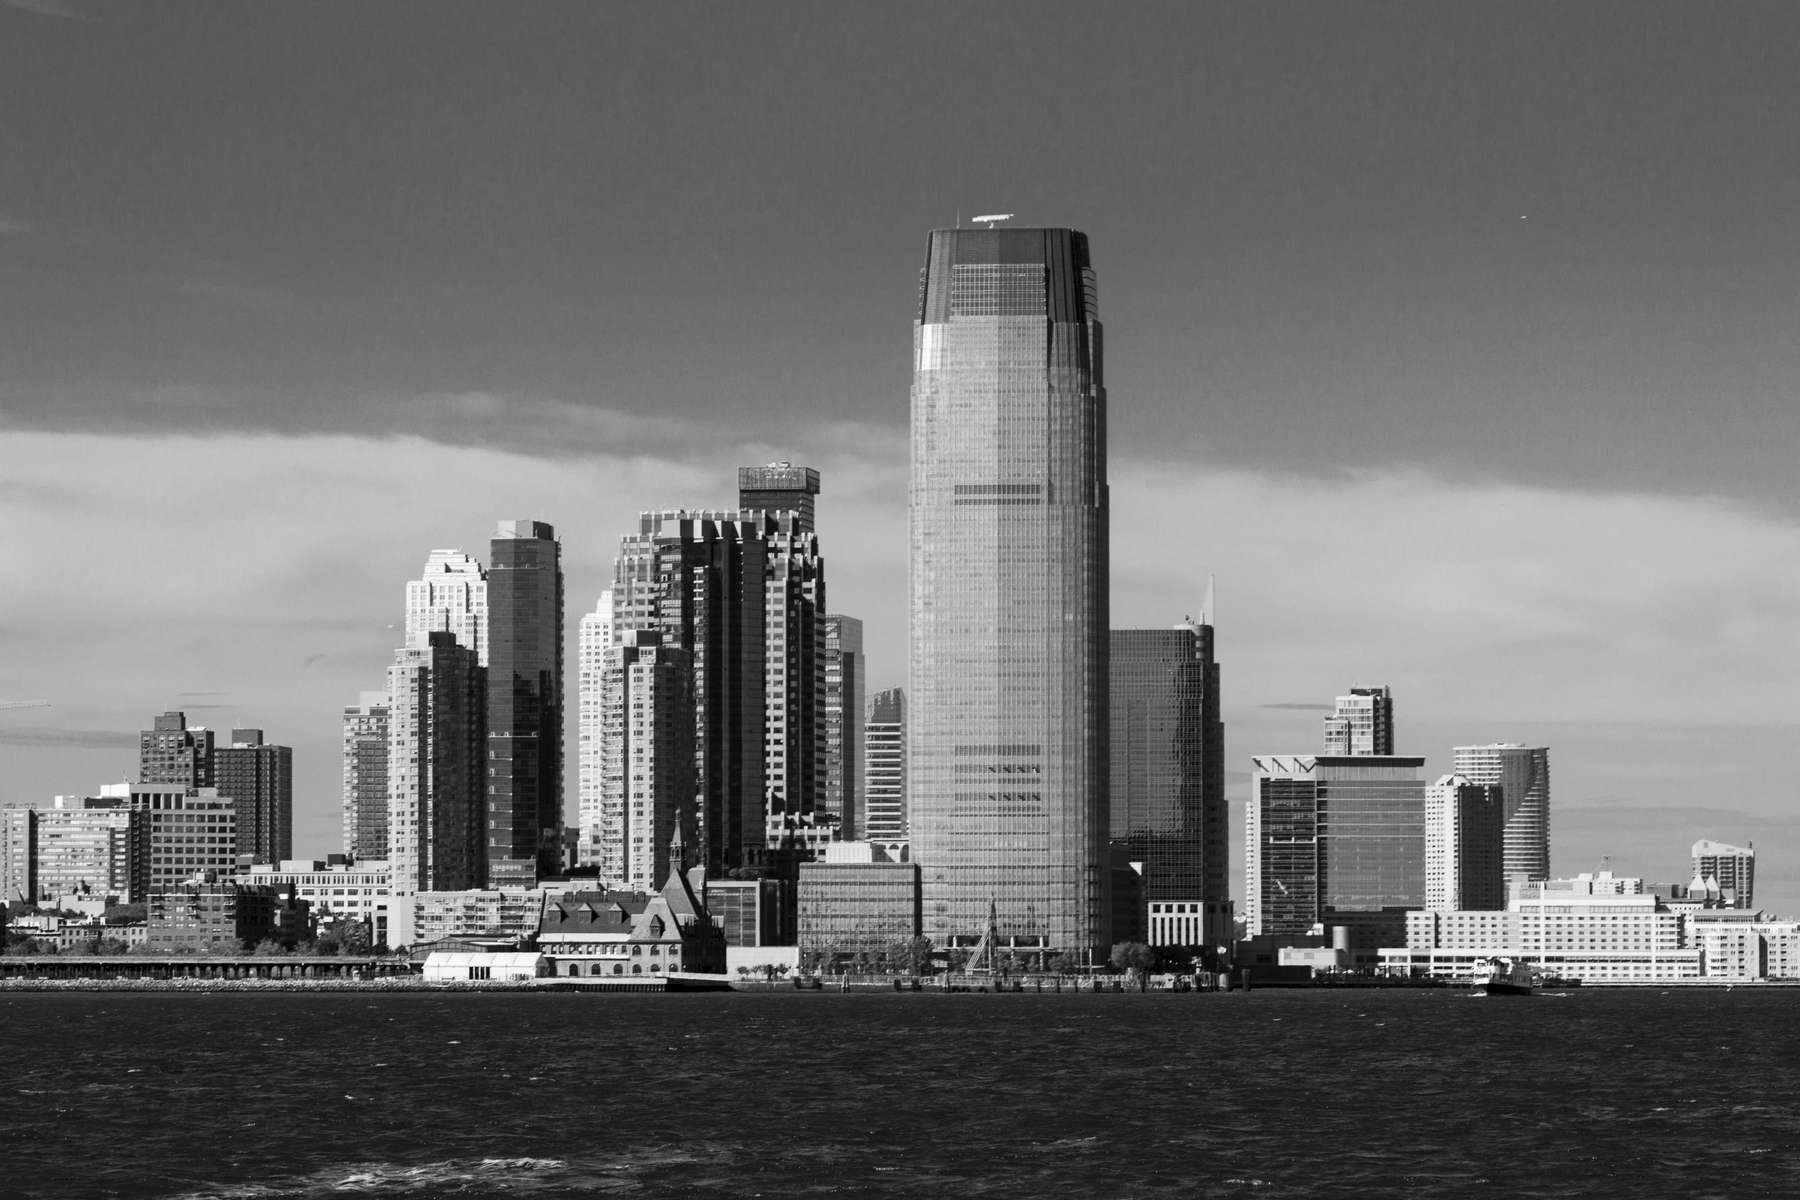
[1108, 623, 1226, 945]
[738, 462, 820, 533]
[486, 520, 565, 886]
[863, 687, 907, 842]
[797, 858, 921, 955]
[138, 712, 214, 788]
[214, 729, 293, 864]
[341, 692, 390, 861]
[822, 614, 864, 839]
[388, 632, 487, 894]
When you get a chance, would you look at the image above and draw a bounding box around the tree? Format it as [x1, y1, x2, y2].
[1109, 942, 1156, 991]
[251, 937, 288, 957]
[900, 936, 935, 975]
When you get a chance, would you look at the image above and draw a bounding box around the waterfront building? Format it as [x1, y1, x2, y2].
[341, 692, 391, 861]
[796, 841, 921, 956]
[147, 879, 310, 952]
[575, 589, 615, 870]
[405, 548, 488, 664]
[863, 687, 907, 843]
[214, 729, 293, 864]
[609, 494, 825, 875]
[138, 711, 213, 788]
[1109, 620, 1228, 947]
[703, 876, 793, 948]
[1246, 755, 1427, 950]
[596, 630, 695, 892]
[1379, 895, 1700, 983]
[1691, 839, 1754, 909]
[232, 858, 393, 948]
[1322, 687, 1392, 756]
[823, 614, 865, 840]
[537, 871, 727, 978]
[387, 632, 486, 948]
[410, 885, 566, 947]
[486, 520, 565, 887]
[121, 784, 238, 901]
[1452, 743, 1551, 883]
[1424, 774, 1505, 911]
[907, 226, 1109, 960]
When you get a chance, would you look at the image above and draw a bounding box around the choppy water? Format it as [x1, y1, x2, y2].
[4, 988, 1799, 1198]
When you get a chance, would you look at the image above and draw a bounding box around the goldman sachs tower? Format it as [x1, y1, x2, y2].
[908, 225, 1110, 961]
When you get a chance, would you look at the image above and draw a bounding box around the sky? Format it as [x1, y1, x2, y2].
[4, 1, 1799, 911]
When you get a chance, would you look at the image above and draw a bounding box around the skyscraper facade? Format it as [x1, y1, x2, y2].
[575, 589, 615, 871]
[486, 520, 564, 886]
[738, 462, 820, 533]
[341, 691, 391, 861]
[1451, 743, 1551, 883]
[124, 784, 238, 902]
[1, 797, 132, 903]
[863, 687, 907, 844]
[138, 712, 214, 788]
[1322, 687, 1393, 756]
[405, 549, 489, 665]
[1246, 754, 1427, 947]
[214, 729, 293, 864]
[1109, 621, 1228, 946]
[1424, 773, 1506, 911]
[908, 226, 1110, 959]
[822, 614, 864, 840]
[387, 631, 486, 898]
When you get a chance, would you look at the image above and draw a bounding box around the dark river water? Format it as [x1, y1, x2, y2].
[4, 988, 1799, 1198]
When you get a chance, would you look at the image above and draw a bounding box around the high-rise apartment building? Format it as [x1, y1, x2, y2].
[1691, 839, 1754, 909]
[387, 631, 486, 903]
[823, 614, 864, 839]
[214, 729, 293, 864]
[138, 711, 214, 788]
[575, 589, 616, 871]
[863, 687, 907, 843]
[406, 549, 488, 665]
[1246, 754, 1428, 949]
[1424, 773, 1506, 912]
[596, 630, 696, 891]
[341, 692, 391, 861]
[1109, 621, 1228, 947]
[610, 493, 825, 875]
[486, 520, 564, 886]
[1, 797, 133, 903]
[908, 226, 1110, 960]
[1451, 744, 1551, 883]
[1322, 687, 1393, 756]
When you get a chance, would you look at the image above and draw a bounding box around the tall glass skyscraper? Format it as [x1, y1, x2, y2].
[908, 226, 1109, 960]
[1451, 743, 1550, 884]
[487, 520, 564, 886]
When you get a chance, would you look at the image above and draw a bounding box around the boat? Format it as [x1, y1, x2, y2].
[1474, 957, 1539, 996]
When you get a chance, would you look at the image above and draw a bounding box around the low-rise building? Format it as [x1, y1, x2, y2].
[422, 952, 545, 982]
[537, 869, 726, 979]
[233, 858, 392, 946]
[147, 878, 311, 952]
[796, 841, 920, 955]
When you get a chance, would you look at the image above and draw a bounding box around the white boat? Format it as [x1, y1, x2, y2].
[1474, 957, 1539, 996]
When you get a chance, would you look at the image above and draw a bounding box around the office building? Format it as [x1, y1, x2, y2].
[234, 858, 392, 947]
[214, 729, 293, 864]
[487, 520, 565, 886]
[797, 842, 922, 956]
[138, 711, 214, 788]
[147, 880, 310, 953]
[1246, 754, 1428, 950]
[1424, 774, 1505, 911]
[575, 589, 615, 870]
[738, 461, 820, 533]
[596, 630, 695, 892]
[1691, 839, 1754, 909]
[387, 631, 486, 914]
[341, 692, 391, 861]
[703, 876, 793, 948]
[406, 549, 488, 664]
[121, 784, 238, 901]
[823, 614, 865, 839]
[1452, 744, 1551, 883]
[1322, 687, 1393, 756]
[863, 687, 907, 842]
[1109, 621, 1229, 947]
[907, 226, 1110, 960]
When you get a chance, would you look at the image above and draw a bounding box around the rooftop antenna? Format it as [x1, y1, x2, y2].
[972, 213, 1014, 228]
[1202, 575, 1216, 625]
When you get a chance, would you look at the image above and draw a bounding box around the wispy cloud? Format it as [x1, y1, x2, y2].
[0, 217, 32, 237]
[4, 0, 92, 22]
[1258, 703, 1333, 712]
[0, 726, 134, 750]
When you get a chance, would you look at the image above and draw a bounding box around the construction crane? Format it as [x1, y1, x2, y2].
[0, 700, 49, 712]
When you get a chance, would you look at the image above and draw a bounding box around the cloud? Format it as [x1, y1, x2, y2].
[4, 0, 91, 21]
[0, 217, 32, 237]
[0, 727, 135, 750]
[1258, 703, 1333, 712]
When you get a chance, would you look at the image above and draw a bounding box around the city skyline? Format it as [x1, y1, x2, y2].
[5, 4, 1800, 911]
